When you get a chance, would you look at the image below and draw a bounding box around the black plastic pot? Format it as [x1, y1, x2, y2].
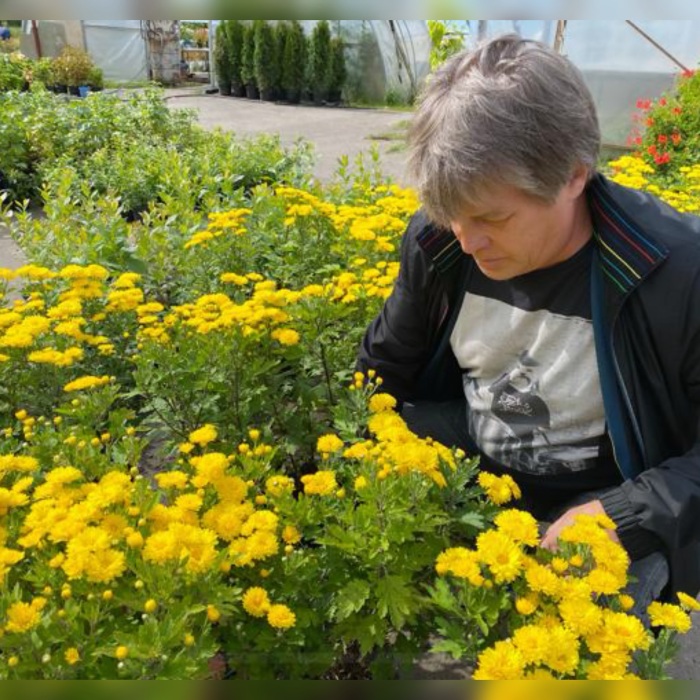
[245, 84, 259, 100]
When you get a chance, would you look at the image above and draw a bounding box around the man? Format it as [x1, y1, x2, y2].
[357, 34, 700, 610]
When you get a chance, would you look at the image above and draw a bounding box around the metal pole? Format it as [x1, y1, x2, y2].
[625, 20, 689, 72]
[31, 20, 43, 58]
[553, 20, 567, 53]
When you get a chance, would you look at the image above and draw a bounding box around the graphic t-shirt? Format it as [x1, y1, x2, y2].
[449, 240, 621, 506]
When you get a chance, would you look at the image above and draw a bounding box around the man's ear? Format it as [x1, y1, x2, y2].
[563, 164, 590, 201]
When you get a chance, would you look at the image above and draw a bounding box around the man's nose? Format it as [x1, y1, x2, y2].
[451, 221, 489, 255]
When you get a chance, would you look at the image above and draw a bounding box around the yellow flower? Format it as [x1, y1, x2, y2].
[63, 375, 111, 393]
[207, 604, 221, 623]
[301, 470, 338, 496]
[265, 475, 294, 498]
[242, 587, 271, 617]
[542, 626, 580, 675]
[184, 633, 195, 647]
[115, 646, 129, 660]
[477, 472, 521, 505]
[436, 547, 484, 586]
[677, 592, 700, 612]
[4, 598, 45, 633]
[368, 393, 397, 413]
[188, 424, 218, 446]
[144, 599, 158, 614]
[476, 530, 524, 584]
[267, 604, 296, 630]
[494, 509, 539, 547]
[316, 434, 344, 455]
[354, 476, 368, 490]
[515, 595, 538, 616]
[65, 648, 80, 665]
[271, 328, 300, 346]
[282, 525, 301, 545]
[473, 640, 525, 680]
[512, 624, 551, 666]
[647, 602, 692, 633]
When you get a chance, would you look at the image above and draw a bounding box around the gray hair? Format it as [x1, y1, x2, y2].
[408, 34, 600, 227]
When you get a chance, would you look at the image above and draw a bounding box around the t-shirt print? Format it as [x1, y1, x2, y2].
[450, 292, 605, 476]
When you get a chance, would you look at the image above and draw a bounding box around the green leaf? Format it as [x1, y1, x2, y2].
[459, 512, 486, 529]
[375, 575, 415, 629]
[333, 579, 371, 622]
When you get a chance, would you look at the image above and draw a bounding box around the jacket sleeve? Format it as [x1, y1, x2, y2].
[599, 264, 700, 566]
[356, 212, 445, 401]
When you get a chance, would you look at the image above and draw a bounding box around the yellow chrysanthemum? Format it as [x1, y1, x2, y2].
[266, 604, 296, 630]
[494, 509, 540, 547]
[188, 424, 218, 447]
[647, 602, 692, 633]
[368, 393, 397, 414]
[477, 472, 521, 505]
[301, 470, 338, 496]
[476, 530, 524, 584]
[242, 587, 271, 618]
[473, 640, 525, 680]
[316, 434, 344, 455]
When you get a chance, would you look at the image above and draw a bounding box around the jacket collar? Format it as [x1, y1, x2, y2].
[587, 173, 668, 298]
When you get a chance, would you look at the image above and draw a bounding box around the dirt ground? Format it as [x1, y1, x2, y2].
[1, 87, 699, 679]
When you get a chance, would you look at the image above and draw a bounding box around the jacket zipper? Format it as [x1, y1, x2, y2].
[609, 303, 646, 475]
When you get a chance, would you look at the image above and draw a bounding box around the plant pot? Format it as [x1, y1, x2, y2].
[218, 82, 232, 96]
[68, 85, 80, 96]
[327, 90, 342, 105]
[78, 85, 90, 98]
[313, 88, 329, 106]
[231, 84, 246, 98]
[245, 84, 259, 100]
[284, 88, 301, 104]
[259, 87, 276, 102]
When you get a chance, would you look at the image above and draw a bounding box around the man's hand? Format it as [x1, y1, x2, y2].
[540, 499, 620, 551]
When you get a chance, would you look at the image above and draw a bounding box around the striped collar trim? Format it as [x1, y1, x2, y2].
[416, 225, 464, 274]
[589, 176, 667, 296]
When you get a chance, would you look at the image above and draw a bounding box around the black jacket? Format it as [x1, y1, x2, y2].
[358, 173, 700, 595]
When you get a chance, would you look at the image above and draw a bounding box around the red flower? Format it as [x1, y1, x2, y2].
[657, 134, 668, 144]
[646, 118, 655, 127]
[673, 106, 683, 115]
[635, 99, 652, 111]
[647, 145, 658, 156]
[659, 98, 667, 107]
[672, 133, 682, 146]
[682, 69, 695, 79]
[654, 152, 671, 165]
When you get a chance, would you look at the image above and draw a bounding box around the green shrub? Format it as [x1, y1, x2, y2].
[281, 20, 306, 103]
[241, 22, 258, 88]
[228, 20, 245, 94]
[309, 20, 332, 103]
[253, 21, 278, 98]
[329, 36, 347, 102]
[214, 21, 233, 94]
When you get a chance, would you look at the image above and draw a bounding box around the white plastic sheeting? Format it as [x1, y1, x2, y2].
[457, 20, 700, 146]
[83, 21, 148, 82]
[20, 20, 148, 82]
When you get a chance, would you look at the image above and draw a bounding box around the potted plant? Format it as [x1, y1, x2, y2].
[214, 21, 233, 96]
[52, 46, 93, 95]
[241, 22, 258, 100]
[309, 20, 332, 105]
[228, 20, 245, 97]
[87, 65, 104, 91]
[328, 35, 347, 104]
[281, 20, 306, 104]
[253, 20, 278, 102]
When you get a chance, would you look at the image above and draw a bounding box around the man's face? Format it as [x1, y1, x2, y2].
[448, 174, 591, 280]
